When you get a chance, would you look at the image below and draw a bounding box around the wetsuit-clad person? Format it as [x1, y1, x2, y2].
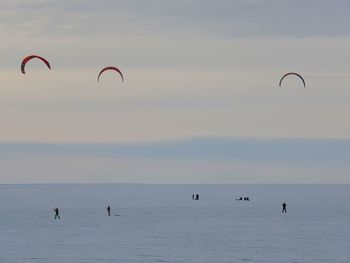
[282, 202, 287, 213]
[54, 208, 60, 219]
[107, 205, 111, 216]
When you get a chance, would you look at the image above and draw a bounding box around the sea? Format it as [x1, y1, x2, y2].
[0, 184, 349, 262]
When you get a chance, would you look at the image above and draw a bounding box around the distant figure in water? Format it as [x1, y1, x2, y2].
[236, 197, 243, 201]
[246, 197, 250, 201]
[192, 194, 195, 200]
[195, 194, 199, 200]
[54, 208, 60, 219]
[107, 205, 111, 216]
[282, 202, 287, 213]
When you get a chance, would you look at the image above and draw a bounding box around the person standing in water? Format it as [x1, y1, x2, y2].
[107, 205, 111, 216]
[54, 208, 60, 219]
[282, 202, 287, 213]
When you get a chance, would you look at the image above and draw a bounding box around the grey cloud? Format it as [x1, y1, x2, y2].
[1, 137, 349, 163]
[1, 137, 350, 184]
[1, 0, 350, 38]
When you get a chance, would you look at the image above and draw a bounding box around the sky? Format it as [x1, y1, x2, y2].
[1, 0, 350, 183]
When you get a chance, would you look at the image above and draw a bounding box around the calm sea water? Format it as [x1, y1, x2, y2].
[0, 184, 349, 262]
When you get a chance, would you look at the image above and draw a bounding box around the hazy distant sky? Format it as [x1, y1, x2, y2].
[1, 0, 350, 183]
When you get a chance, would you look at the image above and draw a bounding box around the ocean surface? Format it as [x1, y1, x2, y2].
[0, 184, 349, 263]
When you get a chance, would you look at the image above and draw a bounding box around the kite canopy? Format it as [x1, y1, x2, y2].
[98, 66, 124, 83]
[21, 55, 51, 74]
[279, 72, 305, 87]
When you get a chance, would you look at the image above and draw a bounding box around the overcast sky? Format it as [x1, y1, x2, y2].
[1, 0, 350, 183]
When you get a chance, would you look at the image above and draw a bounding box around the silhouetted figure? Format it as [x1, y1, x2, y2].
[107, 205, 111, 216]
[282, 202, 287, 213]
[238, 197, 243, 201]
[195, 194, 199, 200]
[54, 208, 60, 219]
[244, 197, 247, 201]
[192, 194, 195, 200]
[246, 197, 250, 201]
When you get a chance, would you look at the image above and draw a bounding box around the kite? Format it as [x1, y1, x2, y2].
[98, 66, 124, 83]
[279, 72, 305, 87]
[21, 55, 51, 74]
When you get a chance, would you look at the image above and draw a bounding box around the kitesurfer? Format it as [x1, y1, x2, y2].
[282, 202, 287, 213]
[54, 208, 60, 219]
